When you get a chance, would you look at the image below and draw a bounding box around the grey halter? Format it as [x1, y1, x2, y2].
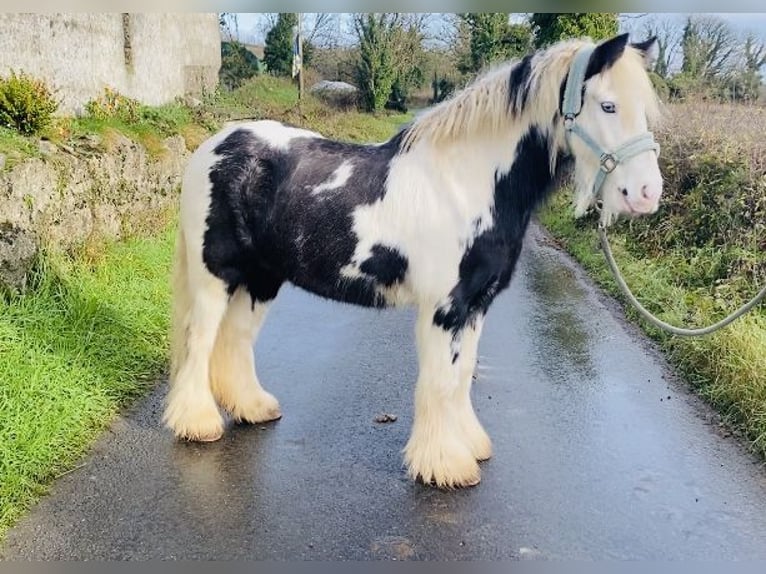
[561, 45, 660, 200]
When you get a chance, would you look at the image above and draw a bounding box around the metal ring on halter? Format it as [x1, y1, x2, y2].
[600, 153, 617, 173]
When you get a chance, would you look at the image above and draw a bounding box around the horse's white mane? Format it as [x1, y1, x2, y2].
[401, 37, 661, 152]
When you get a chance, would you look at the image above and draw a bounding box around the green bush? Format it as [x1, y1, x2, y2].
[0, 71, 59, 135]
[85, 87, 140, 122]
[622, 102, 766, 290]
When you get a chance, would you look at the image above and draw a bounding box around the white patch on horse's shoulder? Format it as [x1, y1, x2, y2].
[244, 120, 324, 150]
[312, 161, 354, 195]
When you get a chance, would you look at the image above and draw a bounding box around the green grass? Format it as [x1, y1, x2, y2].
[210, 75, 411, 144]
[0, 126, 40, 170]
[539, 190, 766, 458]
[0, 76, 411, 540]
[0, 226, 176, 537]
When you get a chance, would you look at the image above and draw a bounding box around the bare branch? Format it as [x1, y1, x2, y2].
[303, 13, 340, 48]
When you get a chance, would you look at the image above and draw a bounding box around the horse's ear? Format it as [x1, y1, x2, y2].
[631, 36, 660, 70]
[584, 33, 630, 81]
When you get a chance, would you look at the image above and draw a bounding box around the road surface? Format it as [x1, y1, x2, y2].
[3, 223, 766, 560]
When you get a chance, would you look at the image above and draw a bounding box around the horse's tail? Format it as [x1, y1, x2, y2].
[169, 226, 191, 383]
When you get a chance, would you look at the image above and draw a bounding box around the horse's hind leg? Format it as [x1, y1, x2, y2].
[403, 305, 482, 488]
[163, 241, 229, 442]
[210, 287, 281, 424]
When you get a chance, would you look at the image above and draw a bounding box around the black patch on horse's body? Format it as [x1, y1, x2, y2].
[202, 127, 405, 307]
[434, 125, 560, 335]
[359, 244, 408, 287]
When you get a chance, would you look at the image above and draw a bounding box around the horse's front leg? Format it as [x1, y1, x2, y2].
[403, 304, 483, 488]
[457, 315, 492, 461]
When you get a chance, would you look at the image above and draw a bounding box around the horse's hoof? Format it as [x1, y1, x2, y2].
[230, 391, 282, 424]
[403, 437, 482, 489]
[175, 422, 225, 443]
[164, 399, 225, 443]
[191, 429, 224, 442]
[419, 473, 481, 489]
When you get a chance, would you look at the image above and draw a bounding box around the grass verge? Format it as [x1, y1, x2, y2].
[538, 190, 766, 460]
[0, 226, 176, 537]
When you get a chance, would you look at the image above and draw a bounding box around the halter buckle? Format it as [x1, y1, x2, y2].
[600, 153, 617, 173]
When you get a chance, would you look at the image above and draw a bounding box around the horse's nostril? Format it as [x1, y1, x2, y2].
[641, 184, 649, 199]
[621, 188, 628, 197]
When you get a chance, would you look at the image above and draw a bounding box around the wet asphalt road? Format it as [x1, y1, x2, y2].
[3, 223, 766, 560]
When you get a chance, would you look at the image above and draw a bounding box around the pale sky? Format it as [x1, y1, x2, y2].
[231, 12, 766, 48]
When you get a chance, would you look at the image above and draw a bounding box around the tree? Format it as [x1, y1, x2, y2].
[219, 13, 239, 42]
[726, 34, 766, 102]
[352, 13, 427, 113]
[639, 15, 683, 78]
[680, 15, 735, 80]
[219, 41, 262, 90]
[388, 15, 430, 111]
[668, 15, 739, 101]
[353, 14, 398, 112]
[218, 13, 262, 90]
[304, 13, 340, 48]
[263, 13, 298, 76]
[530, 13, 619, 48]
[457, 13, 532, 74]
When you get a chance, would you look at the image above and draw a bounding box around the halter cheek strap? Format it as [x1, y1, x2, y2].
[562, 45, 660, 200]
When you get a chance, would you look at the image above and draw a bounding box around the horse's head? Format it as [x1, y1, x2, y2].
[562, 33, 663, 225]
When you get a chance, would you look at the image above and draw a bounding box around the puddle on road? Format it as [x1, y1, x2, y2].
[525, 251, 597, 380]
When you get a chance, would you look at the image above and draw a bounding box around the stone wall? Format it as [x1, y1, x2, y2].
[0, 13, 221, 114]
[0, 134, 192, 292]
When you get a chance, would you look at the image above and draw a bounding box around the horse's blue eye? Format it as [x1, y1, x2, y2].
[601, 102, 617, 113]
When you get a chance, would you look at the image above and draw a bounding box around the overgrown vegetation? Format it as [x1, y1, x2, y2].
[220, 41, 263, 90]
[539, 101, 766, 458]
[0, 70, 59, 135]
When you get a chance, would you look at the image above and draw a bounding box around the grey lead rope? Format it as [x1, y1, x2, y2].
[597, 223, 766, 337]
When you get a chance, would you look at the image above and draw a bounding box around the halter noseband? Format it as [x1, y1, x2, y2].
[561, 45, 660, 201]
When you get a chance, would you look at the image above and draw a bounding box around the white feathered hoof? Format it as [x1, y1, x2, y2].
[164, 388, 225, 442]
[229, 390, 282, 425]
[403, 432, 481, 489]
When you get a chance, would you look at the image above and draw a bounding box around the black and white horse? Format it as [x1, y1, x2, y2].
[164, 33, 662, 488]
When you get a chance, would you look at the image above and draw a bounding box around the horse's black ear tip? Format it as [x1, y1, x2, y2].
[605, 32, 630, 47]
[596, 32, 630, 57]
[630, 36, 660, 68]
[586, 33, 631, 78]
[631, 36, 659, 53]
